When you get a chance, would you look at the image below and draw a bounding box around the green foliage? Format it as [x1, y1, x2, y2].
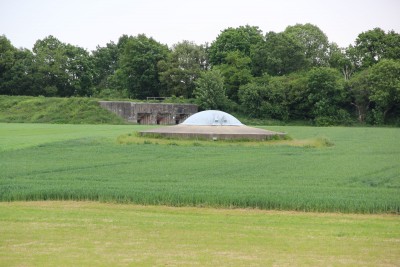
[307, 67, 349, 124]
[1, 124, 399, 213]
[252, 31, 307, 76]
[348, 59, 400, 124]
[208, 25, 264, 67]
[0, 95, 126, 124]
[1, 26, 400, 125]
[354, 28, 400, 69]
[158, 41, 207, 98]
[91, 41, 120, 89]
[368, 60, 400, 120]
[194, 69, 228, 110]
[119, 34, 169, 99]
[32, 36, 94, 97]
[239, 76, 291, 120]
[214, 51, 253, 101]
[284, 23, 330, 67]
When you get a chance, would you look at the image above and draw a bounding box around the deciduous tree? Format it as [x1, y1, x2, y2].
[208, 25, 264, 67]
[284, 23, 330, 67]
[119, 34, 169, 99]
[194, 69, 227, 110]
[158, 41, 207, 98]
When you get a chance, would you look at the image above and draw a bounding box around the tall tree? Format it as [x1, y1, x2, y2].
[119, 34, 169, 99]
[306, 67, 347, 122]
[214, 50, 253, 101]
[284, 23, 330, 67]
[64, 44, 94, 96]
[158, 41, 207, 98]
[91, 41, 119, 89]
[208, 25, 264, 67]
[354, 28, 387, 69]
[354, 28, 400, 69]
[194, 69, 227, 110]
[348, 69, 372, 123]
[32, 35, 69, 96]
[32, 36, 93, 96]
[252, 31, 307, 76]
[367, 59, 400, 122]
[328, 43, 361, 80]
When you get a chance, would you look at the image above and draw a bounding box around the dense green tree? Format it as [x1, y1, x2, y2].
[384, 30, 400, 60]
[252, 31, 307, 76]
[284, 23, 330, 67]
[91, 42, 119, 88]
[239, 73, 309, 120]
[239, 77, 289, 120]
[354, 28, 386, 69]
[158, 41, 207, 98]
[194, 69, 227, 110]
[119, 34, 169, 99]
[306, 67, 348, 124]
[348, 69, 372, 123]
[0, 35, 18, 95]
[354, 28, 400, 69]
[214, 51, 253, 101]
[32, 35, 69, 96]
[208, 25, 264, 67]
[367, 59, 400, 122]
[5, 49, 38, 96]
[328, 43, 358, 80]
[32, 36, 93, 96]
[64, 44, 94, 96]
[238, 82, 265, 118]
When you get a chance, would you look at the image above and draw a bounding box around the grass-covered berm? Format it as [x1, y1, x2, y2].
[0, 95, 126, 124]
[0, 123, 399, 213]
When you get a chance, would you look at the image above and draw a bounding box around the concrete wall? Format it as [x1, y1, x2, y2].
[99, 101, 198, 124]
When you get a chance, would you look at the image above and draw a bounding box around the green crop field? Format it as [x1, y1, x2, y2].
[1, 123, 399, 213]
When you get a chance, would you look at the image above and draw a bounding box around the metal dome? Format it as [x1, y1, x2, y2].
[181, 110, 243, 126]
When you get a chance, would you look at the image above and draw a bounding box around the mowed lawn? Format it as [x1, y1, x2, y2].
[0, 201, 399, 266]
[0, 123, 399, 213]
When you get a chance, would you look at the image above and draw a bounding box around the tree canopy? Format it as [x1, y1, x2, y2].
[0, 24, 399, 125]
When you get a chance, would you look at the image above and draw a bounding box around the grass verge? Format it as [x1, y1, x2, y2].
[0, 201, 399, 266]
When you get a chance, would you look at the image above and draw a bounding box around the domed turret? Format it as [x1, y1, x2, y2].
[181, 110, 243, 126]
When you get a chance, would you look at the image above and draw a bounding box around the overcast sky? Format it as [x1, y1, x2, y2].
[1, 0, 399, 51]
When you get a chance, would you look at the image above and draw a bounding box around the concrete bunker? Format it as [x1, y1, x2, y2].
[140, 110, 286, 140]
[99, 101, 198, 125]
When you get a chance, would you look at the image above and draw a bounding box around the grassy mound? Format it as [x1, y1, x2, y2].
[0, 95, 126, 124]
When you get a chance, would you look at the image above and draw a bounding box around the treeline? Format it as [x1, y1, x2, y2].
[1, 24, 400, 125]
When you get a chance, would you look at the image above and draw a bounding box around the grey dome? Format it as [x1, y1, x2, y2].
[181, 110, 243, 126]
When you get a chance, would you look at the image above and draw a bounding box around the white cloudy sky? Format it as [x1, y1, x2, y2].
[1, 0, 399, 51]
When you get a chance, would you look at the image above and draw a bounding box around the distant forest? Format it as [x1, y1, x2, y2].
[1, 23, 399, 125]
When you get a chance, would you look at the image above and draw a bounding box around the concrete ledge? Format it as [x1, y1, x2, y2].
[140, 125, 286, 140]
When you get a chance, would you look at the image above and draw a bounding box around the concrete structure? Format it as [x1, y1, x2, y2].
[99, 101, 198, 124]
[140, 110, 286, 140]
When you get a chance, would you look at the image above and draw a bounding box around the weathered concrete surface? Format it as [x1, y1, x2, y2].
[99, 101, 198, 124]
[140, 125, 286, 140]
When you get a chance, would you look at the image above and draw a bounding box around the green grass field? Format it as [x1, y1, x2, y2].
[0, 201, 399, 266]
[1, 123, 399, 213]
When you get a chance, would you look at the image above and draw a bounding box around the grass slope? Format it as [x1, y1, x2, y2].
[1, 123, 399, 213]
[0, 95, 126, 124]
[0, 202, 399, 266]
